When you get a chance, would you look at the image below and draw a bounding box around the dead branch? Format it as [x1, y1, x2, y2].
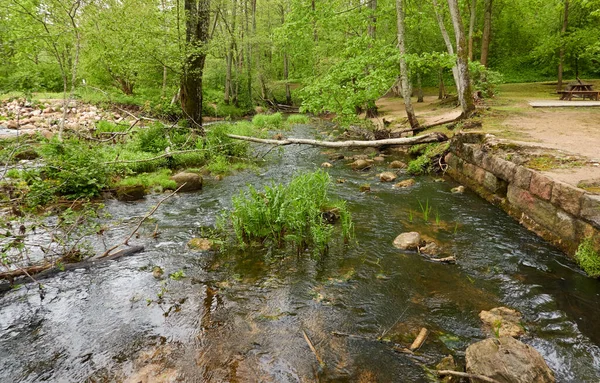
[227, 132, 448, 148]
[437, 370, 501, 383]
[100, 184, 185, 258]
[302, 330, 325, 368]
[103, 149, 206, 165]
[409, 328, 429, 351]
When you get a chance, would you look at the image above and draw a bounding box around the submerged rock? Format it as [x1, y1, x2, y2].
[436, 355, 459, 383]
[321, 162, 333, 168]
[350, 159, 373, 170]
[419, 241, 442, 256]
[379, 172, 397, 182]
[466, 337, 555, 383]
[115, 184, 146, 201]
[394, 179, 416, 188]
[389, 160, 407, 169]
[479, 307, 525, 338]
[188, 238, 216, 251]
[170, 172, 203, 192]
[393, 232, 421, 250]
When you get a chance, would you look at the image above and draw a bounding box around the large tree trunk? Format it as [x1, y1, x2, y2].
[468, 0, 476, 61]
[431, 0, 461, 98]
[480, 0, 492, 67]
[181, 0, 210, 131]
[447, 0, 475, 117]
[557, 0, 569, 92]
[365, 0, 378, 118]
[396, 0, 420, 130]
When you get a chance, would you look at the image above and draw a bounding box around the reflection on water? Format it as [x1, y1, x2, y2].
[1, 125, 600, 382]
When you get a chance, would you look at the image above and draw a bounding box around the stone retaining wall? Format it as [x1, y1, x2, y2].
[446, 132, 600, 257]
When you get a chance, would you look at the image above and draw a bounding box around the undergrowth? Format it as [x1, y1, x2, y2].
[224, 170, 353, 255]
[407, 142, 450, 176]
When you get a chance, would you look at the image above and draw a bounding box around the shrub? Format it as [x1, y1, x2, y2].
[575, 237, 600, 278]
[226, 170, 353, 255]
[135, 123, 169, 153]
[37, 139, 111, 200]
[252, 113, 283, 129]
[406, 142, 449, 176]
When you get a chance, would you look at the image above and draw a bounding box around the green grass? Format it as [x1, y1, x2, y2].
[252, 113, 283, 129]
[225, 170, 353, 255]
[115, 169, 177, 191]
[285, 114, 310, 125]
[575, 237, 600, 278]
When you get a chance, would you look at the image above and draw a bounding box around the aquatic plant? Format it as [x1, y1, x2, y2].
[226, 170, 353, 255]
[417, 199, 432, 222]
[285, 114, 310, 126]
[575, 237, 600, 278]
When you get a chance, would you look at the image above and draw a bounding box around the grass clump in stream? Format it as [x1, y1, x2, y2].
[225, 169, 353, 255]
[252, 113, 283, 129]
[575, 237, 600, 278]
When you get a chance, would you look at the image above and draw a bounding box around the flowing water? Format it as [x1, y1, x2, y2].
[2, 125, 600, 382]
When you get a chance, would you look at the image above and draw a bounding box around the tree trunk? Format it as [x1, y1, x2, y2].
[225, 49, 233, 104]
[557, 0, 569, 92]
[480, 0, 492, 67]
[447, 0, 475, 117]
[468, 0, 476, 61]
[417, 72, 424, 102]
[438, 68, 446, 99]
[368, 0, 377, 39]
[396, 0, 420, 130]
[181, 0, 210, 131]
[432, 0, 461, 98]
[284, 52, 291, 104]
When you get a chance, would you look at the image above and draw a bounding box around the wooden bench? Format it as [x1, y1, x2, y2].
[557, 90, 600, 101]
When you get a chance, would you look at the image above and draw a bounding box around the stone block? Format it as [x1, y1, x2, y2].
[554, 210, 577, 242]
[580, 194, 600, 228]
[529, 172, 553, 201]
[487, 155, 517, 182]
[508, 185, 557, 231]
[483, 171, 504, 194]
[551, 181, 584, 216]
[513, 166, 532, 190]
[474, 167, 487, 184]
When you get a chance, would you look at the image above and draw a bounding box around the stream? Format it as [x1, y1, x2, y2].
[1, 125, 600, 382]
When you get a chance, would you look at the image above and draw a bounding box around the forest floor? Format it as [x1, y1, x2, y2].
[373, 80, 600, 189]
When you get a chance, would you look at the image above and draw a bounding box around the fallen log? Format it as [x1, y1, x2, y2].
[0, 245, 145, 293]
[226, 132, 448, 148]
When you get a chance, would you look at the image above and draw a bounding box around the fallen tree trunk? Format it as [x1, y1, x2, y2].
[227, 132, 448, 148]
[0, 245, 145, 292]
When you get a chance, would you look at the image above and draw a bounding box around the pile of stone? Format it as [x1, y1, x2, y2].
[0, 99, 131, 139]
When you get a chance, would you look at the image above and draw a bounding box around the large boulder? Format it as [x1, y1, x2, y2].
[479, 307, 525, 338]
[466, 337, 555, 383]
[170, 172, 203, 192]
[115, 184, 146, 201]
[393, 232, 422, 250]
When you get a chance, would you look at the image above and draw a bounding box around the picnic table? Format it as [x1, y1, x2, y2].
[558, 81, 600, 101]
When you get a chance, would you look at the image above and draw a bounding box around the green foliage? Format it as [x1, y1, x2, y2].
[135, 123, 169, 153]
[407, 155, 432, 176]
[36, 139, 111, 200]
[575, 237, 600, 278]
[226, 170, 353, 255]
[252, 113, 283, 129]
[96, 120, 128, 134]
[469, 62, 504, 97]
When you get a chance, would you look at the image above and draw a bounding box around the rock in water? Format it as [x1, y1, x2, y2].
[188, 238, 215, 251]
[394, 179, 416, 188]
[350, 159, 373, 170]
[466, 337, 555, 383]
[419, 241, 442, 256]
[379, 172, 398, 182]
[393, 232, 421, 250]
[170, 172, 203, 192]
[451, 185, 465, 194]
[115, 184, 146, 201]
[479, 307, 525, 338]
[389, 160, 407, 169]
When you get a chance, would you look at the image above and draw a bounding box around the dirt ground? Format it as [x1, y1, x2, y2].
[373, 82, 600, 188]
